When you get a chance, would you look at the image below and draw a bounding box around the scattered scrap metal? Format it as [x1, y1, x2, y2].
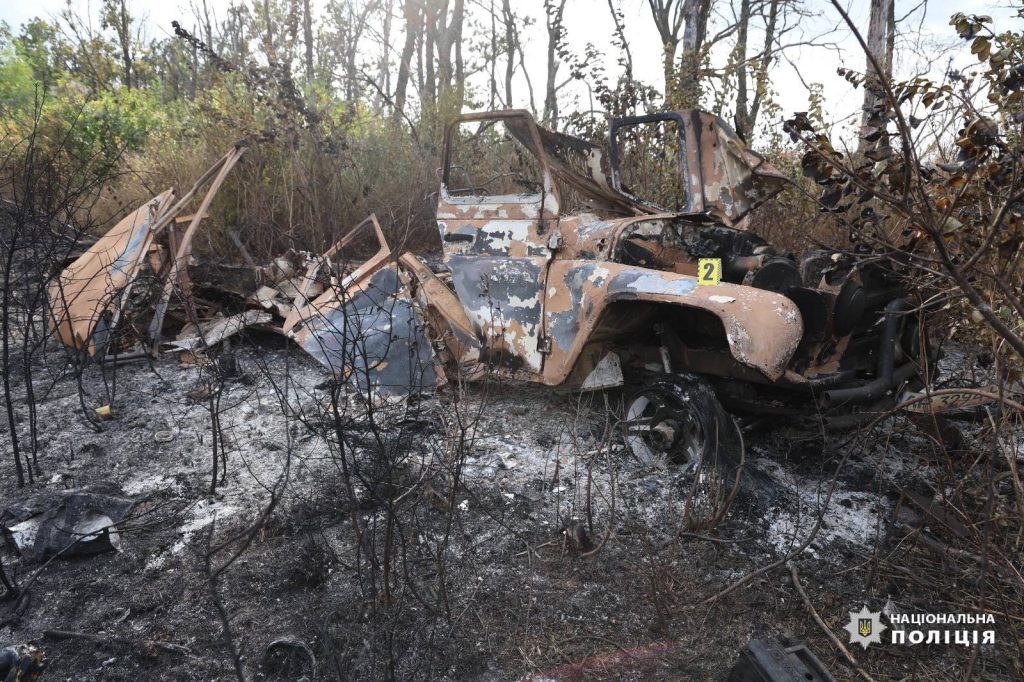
[49, 110, 933, 468]
[727, 634, 835, 682]
[48, 143, 247, 360]
[1, 492, 134, 561]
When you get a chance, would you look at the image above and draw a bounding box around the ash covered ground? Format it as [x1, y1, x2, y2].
[0, 343, 1018, 681]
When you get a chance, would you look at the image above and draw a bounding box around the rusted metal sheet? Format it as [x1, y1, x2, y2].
[609, 110, 789, 226]
[283, 216, 392, 334]
[48, 144, 247, 356]
[48, 190, 175, 353]
[167, 310, 273, 352]
[147, 144, 248, 349]
[290, 264, 438, 396]
[284, 215, 441, 396]
[398, 253, 481, 374]
[542, 261, 802, 382]
[436, 116, 559, 377]
[504, 112, 648, 217]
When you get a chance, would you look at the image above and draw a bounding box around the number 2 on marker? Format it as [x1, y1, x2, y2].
[697, 258, 721, 285]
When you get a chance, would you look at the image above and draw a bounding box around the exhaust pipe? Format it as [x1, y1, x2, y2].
[822, 297, 916, 407]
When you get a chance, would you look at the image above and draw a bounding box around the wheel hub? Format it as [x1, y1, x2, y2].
[624, 387, 707, 470]
[650, 419, 680, 450]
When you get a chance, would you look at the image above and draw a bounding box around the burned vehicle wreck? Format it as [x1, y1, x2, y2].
[284, 109, 925, 468]
[47, 115, 924, 470]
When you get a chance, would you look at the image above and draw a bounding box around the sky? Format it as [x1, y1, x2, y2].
[0, 0, 1017, 143]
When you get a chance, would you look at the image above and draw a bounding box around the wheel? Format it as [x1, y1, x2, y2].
[623, 375, 736, 472]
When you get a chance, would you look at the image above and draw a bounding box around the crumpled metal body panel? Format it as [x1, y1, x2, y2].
[609, 110, 788, 226]
[447, 255, 546, 373]
[48, 144, 247, 356]
[679, 110, 788, 226]
[48, 191, 174, 353]
[290, 264, 438, 395]
[543, 261, 802, 382]
[504, 116, 646, 217]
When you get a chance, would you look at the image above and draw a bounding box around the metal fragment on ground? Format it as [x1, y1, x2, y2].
[167, 310, 272, 351]
[2, 492, 135, 562]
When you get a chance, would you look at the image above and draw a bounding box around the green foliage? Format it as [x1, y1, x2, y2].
[68, 86, 165, 159]
[1, 51, 164, 184]
[0, 46, 37, 119]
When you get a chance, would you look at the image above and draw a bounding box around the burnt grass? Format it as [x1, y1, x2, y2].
[0, 343, 1020, 680]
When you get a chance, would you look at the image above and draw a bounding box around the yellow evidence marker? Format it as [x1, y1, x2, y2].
[697, 258, 722, 285]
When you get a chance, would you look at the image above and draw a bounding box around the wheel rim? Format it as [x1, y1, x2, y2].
[625, 389, 706, 469]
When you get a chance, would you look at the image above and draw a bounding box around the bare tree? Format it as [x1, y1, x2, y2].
[733, 0, 780, 141]
[607, 0, 635, 84]
[860, 0, 895, 146]
[392, 0, 421, 124]
[487, 0, 498, 107]
[328, 1, 376, 103]
[1, 96, 125, 486]
[502, 0, 515, 107]
[647, 0, 713, 107]
[677, 0, 712, 107]
[543, 0, 568, 126]
[303, 0, 315, 82]
[432, 0, 465, 106]
[375, 0, 394, 105]
[101, 0, 136, 89]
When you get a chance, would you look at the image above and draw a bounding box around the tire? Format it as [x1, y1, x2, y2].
[623, 374, 738, 472]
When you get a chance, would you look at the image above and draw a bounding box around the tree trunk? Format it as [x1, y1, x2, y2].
[105, 0, 134, 89]
[736, 0, 782, 141]
[454, 2, 464, 107]
[262, 0, 277, 64]
[377, 0, 394, 107]
[201, 0, 213, 52]
[733, 0, 752, 139]
[489, 0, 498, 107]
[647, 0, 683, 104]
[189, 37, 198, 100]
[303, 0, 314, 82]
[392, 0, 421, 124]
[424, 2, 438, 107]
[860, 0, 895, 143]
[748, 0, 780, 135]
[502, 0, 514, 107]
[607, 0, 634, 84]
[675, 0, 711, 108]
[543, 0, 567, 126]
[1, 244, 25, 487]
[435, 0, 464, 105]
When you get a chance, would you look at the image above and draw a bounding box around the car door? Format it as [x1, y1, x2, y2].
[436, 111, 560, 376]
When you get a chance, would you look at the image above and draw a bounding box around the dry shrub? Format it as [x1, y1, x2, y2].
[745, 150, 845, 254]
[92, 116, 441, 264]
